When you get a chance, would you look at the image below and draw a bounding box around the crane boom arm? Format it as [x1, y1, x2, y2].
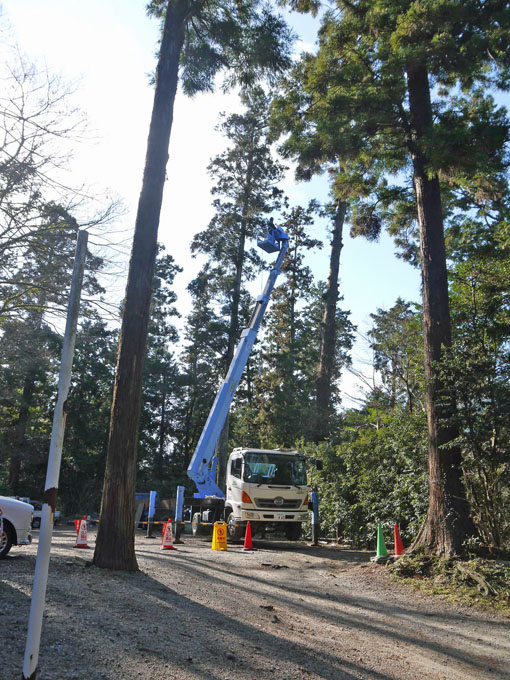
[187, 227, 289, 499]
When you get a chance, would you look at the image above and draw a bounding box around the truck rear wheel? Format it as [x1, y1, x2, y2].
[226, 512, 244, 543]
[285, 523, 302, 541]
[192, 513, 203, 537]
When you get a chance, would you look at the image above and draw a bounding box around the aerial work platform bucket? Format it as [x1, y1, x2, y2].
[257, 218, 287, 253]
[258, 233, 280, 253]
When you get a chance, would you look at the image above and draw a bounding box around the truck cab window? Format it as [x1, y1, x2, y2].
[274, 463, 294, 485]
[243, 452, 307, 486]
[231, 457, 242, 479]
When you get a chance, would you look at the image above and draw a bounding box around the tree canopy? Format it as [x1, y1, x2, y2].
[2, 0, 510, 565]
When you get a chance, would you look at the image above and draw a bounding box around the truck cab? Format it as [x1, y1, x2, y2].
[224, 448, 309, 541]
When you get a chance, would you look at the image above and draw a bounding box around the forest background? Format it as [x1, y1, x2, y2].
[1, 0, 509, 552]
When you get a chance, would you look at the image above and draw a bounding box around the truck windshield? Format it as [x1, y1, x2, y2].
[243, 453, 307, 486]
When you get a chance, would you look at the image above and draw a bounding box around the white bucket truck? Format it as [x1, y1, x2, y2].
[186, 223, 314, 542]
[222, 447, 309, 541]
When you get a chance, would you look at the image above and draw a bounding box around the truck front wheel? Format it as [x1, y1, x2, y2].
[226, 513, 244, 543]
[285, 523, 302, 541]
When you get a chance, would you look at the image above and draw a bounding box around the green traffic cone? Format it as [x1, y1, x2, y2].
[376, 523, 388, 558]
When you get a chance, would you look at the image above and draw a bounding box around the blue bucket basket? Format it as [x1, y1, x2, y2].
[257, 231, 280, 253]
[258, 219, 287, 253]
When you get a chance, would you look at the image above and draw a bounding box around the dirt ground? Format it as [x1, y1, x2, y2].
[1, 526, 509, 680]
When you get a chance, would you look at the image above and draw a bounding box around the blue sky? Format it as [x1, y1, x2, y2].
[1, 0, 422, 405]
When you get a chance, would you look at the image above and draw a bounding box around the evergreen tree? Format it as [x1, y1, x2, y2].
[441, 255, 510, 548]
[0, 318, 59, 496]
[0, 209, 104, 494]
[314, 200, 348, 441]
[190, 88, 284, 483]
[95, 0, 293, 571]
[275, 0, 510, 555]
[61, 319, 118, 515]
[251, 202, 323, 445]
[369, 299, 424, 414]
[173, 267, 226, 490]
[304, 406, 428, 547]
[138, 248, 182, 494]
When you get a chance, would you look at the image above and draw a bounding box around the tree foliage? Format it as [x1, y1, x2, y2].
[440, 255, 510, 549]
[137, 248, 182, 495]
[304, 407, 428, 546]
[232, 202, 354, 447]
[147, 0, 294, 95]
[273, 0, 510, 556]
[2, 0, 509, 563]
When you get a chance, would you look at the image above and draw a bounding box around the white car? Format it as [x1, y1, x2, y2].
[0, 496, 33, 559]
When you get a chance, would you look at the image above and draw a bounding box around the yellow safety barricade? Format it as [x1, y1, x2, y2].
[211, 520, 227, 551]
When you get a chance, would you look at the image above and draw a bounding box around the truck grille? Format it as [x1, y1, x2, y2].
[254, 498, 302, 509]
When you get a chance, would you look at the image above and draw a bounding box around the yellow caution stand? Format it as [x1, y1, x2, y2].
[211, 521, 228, 551]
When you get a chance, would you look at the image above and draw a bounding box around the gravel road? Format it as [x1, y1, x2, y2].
[1, 526, 509, 680]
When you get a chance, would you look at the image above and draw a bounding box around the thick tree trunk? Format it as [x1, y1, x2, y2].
[94, 2, 186, 570]
[406, 63, 476, 556]
[313, 200, 346, 442]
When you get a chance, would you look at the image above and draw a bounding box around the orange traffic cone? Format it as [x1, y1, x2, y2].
[75, 516, 89, 549]
[243, 521, 255, 551]
[394, 523, 405, 556]
[161, 518, 176, 550]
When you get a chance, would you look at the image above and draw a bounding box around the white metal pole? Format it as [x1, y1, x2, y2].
[22, 230, 88, 680]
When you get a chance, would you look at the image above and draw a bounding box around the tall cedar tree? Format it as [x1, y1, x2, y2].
[268, 106, 351, 440]
[275, 0, 510, 555]
[314, 199, 347, 441]
[190, 88, 284, 485]
[94, 0, 293, 570]
[253, 203, 323, 445]
[369, 299, 424, 414]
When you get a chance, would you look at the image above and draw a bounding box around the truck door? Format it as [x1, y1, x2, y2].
[227, 456, 243, 510]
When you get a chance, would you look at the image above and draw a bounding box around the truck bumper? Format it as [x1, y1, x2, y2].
[241, 510, 308, 523]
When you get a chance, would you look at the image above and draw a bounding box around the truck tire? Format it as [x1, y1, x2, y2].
[0, 521, 13, 559]
[32, 517, 41, 529]
[285, 523, 302, 541]
[226, 512, 244, 543]
[192, 513, 203, 537]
